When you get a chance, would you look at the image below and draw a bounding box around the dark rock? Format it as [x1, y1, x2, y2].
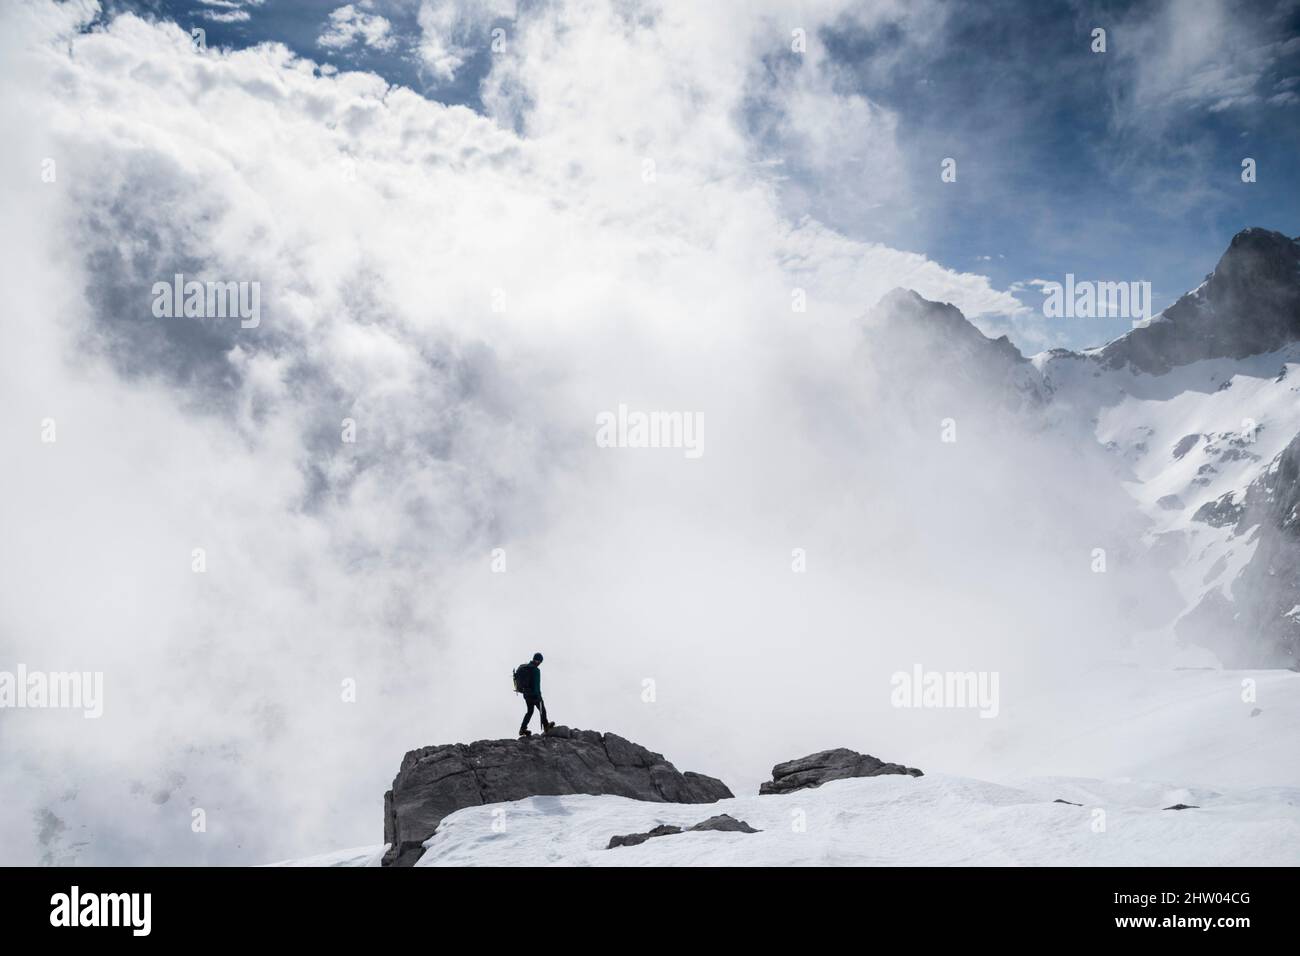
[1053, 799, 1083, 806]
[382, 728, 732, 866]
[689, 813, 760, 834]
[1163, 804, 1200, 811]
[1156, 494, 1184, 511]
[1192, 492, 1243, 528]
[1250, 707, 1263, 717]
[607, 813, 759, 849]
[607, 825, 682, 849]
[759, 748, 922, 795]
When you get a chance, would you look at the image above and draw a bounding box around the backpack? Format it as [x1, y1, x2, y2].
[512, 664, 529, 695]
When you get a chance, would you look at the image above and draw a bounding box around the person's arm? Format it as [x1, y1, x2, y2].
[534, 667, 542, 698]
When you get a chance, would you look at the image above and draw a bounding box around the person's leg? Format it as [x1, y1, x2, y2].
[520, 698, 536, 733]
[537, 698, 549, 728]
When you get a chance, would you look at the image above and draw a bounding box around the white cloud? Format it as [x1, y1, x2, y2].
[198, 0, 263, 24]
[0, 0, 1143, 864]
[1110, 0, 1300, 128]
[417, 0, 515, 83]
[318, 2, 396, 53]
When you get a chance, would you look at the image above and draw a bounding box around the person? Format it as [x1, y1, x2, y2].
[517, 652, 554, 737]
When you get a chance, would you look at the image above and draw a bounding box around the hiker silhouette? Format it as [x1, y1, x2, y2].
[513, 652, 553, 737]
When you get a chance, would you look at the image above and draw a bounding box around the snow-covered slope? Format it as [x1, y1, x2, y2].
[1035, 342, 1300, 666]
[265, 845, 387, 867]
[273, 666, 1300, 866]
[279, 772, 1299, 867]
[888, 228, 1300, 667]
[403, 774, 1298, 866]
[940, 665, 1300, 787]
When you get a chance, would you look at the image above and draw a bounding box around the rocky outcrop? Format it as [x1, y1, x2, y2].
[607, 813, 759, 849]
[382, 727, 732, 866]
[1172, 434, 1202, 460]
[759, 748, 923, 795]
[1191, 491, 1242, 528]
[1179, 431, 1300, 668]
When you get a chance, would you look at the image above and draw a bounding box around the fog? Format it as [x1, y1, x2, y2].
[0, 1, 1183, 864]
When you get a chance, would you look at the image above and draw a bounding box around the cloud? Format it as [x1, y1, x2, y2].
[1108, 0, 1300, 127]
[198, 0, 264, 25]
[318, 2, 396, 53]
[0, 0, 1162, 864]
[417, 0, 515, 83]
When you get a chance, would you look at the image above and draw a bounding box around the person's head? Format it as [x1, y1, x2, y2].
[532, 652, 544, 666]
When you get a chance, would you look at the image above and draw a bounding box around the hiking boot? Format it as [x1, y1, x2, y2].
[518, 729, 532, 738]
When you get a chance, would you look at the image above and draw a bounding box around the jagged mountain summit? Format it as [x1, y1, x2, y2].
[1096, 228, 1300, 375]
[861, 286, 1047, 415]
[864, 227, 1300, 668]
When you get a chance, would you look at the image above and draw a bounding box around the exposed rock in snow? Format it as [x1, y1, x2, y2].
[382, 727, 732, 866]
[759, 748, 923, 795]
[1173, 434, 1202, 459]
[607, 824, 683, 848]
[1193, 492, 1243, 527]
[1179, 431, 1300, 666]
[607, 812, 759, 849]
[689, 812, 761, 833]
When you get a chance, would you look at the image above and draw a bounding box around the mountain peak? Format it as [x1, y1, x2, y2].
[865, 287, 1027, 365]
[1216, 226, 1300, 284]
[1096, 226, 1300, 374]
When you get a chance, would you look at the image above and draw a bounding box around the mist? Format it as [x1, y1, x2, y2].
[0, 0, 1187, 865]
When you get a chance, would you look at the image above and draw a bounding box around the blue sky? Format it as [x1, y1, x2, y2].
[104, 0, 1300, 352]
